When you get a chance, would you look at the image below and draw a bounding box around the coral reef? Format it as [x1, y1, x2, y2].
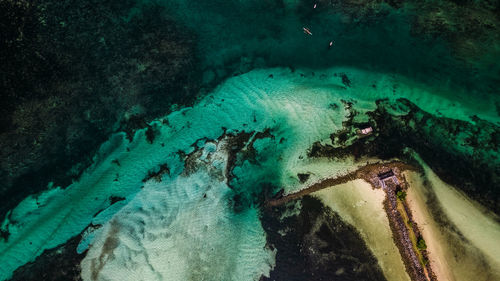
[0, 0, 199, 220]
[9, 235, 84, 281]
[261, 196, 387, 281]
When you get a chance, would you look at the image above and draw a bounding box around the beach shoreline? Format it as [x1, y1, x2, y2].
[267, 160, 434, 281]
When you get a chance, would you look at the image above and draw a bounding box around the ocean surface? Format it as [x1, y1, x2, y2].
[0, 0, 499, 280]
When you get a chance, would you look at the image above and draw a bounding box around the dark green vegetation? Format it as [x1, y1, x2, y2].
[397, 191, 407, 201]
[0, 0, 200, 220]
[261, 196, 387, 281]
[310, 98, 500, 214]
[417, 237, 427, 250]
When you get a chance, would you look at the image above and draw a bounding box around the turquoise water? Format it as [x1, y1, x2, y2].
[1, 1, 499, 280]
[159, 0, 499, 99]
[2, 67, 498, 280]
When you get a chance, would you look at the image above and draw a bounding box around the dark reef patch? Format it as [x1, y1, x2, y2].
[9, 235, 84, 281]
[142, 163, 171, 183]
[109, 196, 125, 205]
[0, 227, 9, 242]
[0, 0, 200, 221]
[297, 173, 311, 183]
[261, 196, 387, 281]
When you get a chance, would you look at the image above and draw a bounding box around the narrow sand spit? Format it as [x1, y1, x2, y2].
[405, 171, 500, 281]
[313, 180, 411, 281]
[405, 172, 454, 281]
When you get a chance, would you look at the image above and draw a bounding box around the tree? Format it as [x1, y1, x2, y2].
[396, 190, 407, 201]
[417, 237, 427, 250]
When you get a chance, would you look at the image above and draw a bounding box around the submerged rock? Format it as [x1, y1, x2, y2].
[261, 196, 387, 281]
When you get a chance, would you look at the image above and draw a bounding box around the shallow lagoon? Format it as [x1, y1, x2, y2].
[1, 0, 499, 280]
[2, 66, 498, 280]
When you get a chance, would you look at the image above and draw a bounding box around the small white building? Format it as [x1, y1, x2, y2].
[360, 127, 373, 135]
[357, 126, 373, 137]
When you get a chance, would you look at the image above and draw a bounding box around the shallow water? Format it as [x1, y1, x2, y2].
[313, 180, 411, 281]
[1, 66, 498, 281]
[405, 162, 500, 281]
[1, 0, 499, 280]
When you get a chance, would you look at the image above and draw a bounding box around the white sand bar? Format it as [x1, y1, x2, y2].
[405, 160, 500, 281]
[313, 180, 411, 281]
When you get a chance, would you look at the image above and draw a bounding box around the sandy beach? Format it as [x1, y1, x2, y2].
[404, 172, 454, 281]
[313, 180, 411, 281]
[405, 171, 500, 281]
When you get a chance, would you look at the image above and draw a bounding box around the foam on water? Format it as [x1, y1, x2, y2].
[0, 67, 496, 280]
